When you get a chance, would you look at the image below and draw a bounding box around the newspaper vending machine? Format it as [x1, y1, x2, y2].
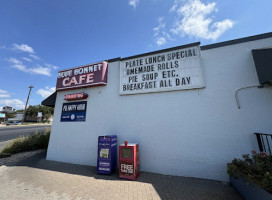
[97, 135, 117, 174]
[119, 141, 139, 180]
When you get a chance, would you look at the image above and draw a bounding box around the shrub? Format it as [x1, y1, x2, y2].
[0, 131, 50, 154]
[227, 151, 272, 194]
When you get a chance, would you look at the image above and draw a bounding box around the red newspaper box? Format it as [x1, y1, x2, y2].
[119, 141, 139, 180]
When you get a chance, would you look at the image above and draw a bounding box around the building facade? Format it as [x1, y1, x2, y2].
[45, 33, 272, 181]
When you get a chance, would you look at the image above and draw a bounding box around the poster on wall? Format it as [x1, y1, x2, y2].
[60, 101, 87, 122]
[56, 61, 108, 91]
[120, 44, 205, 95]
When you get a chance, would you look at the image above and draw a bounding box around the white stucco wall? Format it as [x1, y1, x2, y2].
[47, 37, 272, 181]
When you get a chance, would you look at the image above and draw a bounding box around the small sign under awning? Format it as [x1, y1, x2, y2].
[64, 92, 88, 101]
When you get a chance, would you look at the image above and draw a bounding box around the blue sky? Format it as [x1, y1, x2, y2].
[0, 0, 271, 110]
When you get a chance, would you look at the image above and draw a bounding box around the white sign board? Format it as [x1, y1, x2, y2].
[38, 112, 42, 118]
[0, 113, 5, 118]
[120, 45, 205, 95]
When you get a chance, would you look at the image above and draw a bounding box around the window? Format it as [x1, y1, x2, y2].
[122, 148, 132, 159]
[100, 149, 109, 158]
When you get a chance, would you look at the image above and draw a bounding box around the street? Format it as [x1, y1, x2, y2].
[0, 125, 51, 150]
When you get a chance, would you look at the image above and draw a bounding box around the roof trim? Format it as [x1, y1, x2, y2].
[201, 32, 272, 50]
[107, 57, 121, 63]
[121, 42, 201, 61]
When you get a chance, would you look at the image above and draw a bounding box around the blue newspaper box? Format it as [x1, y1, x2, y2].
[97, 135, 117, 174]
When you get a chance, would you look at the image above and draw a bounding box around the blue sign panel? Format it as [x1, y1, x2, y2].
[60, 101, 87, 122]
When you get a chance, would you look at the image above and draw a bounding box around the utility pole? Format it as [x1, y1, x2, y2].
[22, 85, 34, 124]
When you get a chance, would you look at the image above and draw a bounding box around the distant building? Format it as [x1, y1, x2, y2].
[2, 106, 15, 113]
[8, 113, 23, 122]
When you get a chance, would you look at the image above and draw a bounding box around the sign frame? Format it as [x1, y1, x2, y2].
[119, 43, 205, 95]
[56, 61, 108, 91]
[60, 101, 87, 122]
[64, 92, 88, 101]
[37, 112, 42, 118]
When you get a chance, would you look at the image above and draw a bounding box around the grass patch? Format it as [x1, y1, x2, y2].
[0, 131, 50, 154]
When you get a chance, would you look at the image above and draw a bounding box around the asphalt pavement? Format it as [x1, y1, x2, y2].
[0, 125, 51, 150]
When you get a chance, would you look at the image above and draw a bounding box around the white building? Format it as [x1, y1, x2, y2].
[2, 106, 15, 113]
[44, 32, 272, 181]
[8, 113, 23, 122]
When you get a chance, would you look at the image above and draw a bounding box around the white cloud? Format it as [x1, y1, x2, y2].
[153, 17, 165, 37]
[29, 54, 40, 60]
[22, 57, 32, 62]
[7, 57, 22, 65]
[12, 44, 35, 53]
[0, 94, 10, 98]
[36, 87, 56, 98]
[7, 57, 51, 76]
[0, 45, 7, 49]
[153, 17, 173, 46]
[0, 99, 25, 109]
[156, 37, 166, 46]
[12, 64, 28, 71]
[45, 63, 59, 70]
[129, 0, 139, 8]
[170, 0, 233, 40]
[170, 0, 179, 12]
[7, 57, 28, 72]
[0, 89, 10, 98]
[0, 89, 8, 94]
[28, 65, 51, 76]
[5, 45, 58, 77]
[0, 90, 24, 109]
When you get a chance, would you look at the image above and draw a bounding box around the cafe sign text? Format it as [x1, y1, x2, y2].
[57, 61, 108, 91]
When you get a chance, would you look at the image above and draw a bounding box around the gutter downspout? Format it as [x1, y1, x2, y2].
[235, 85, 263, 109]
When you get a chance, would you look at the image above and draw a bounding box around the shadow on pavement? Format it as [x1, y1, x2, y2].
[6, 151, 244, 200]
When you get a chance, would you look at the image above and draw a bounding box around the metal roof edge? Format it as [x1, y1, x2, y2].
[201, 32, 272, 51]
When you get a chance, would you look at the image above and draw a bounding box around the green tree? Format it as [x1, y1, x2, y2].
[25, 105, 54, 122]
[5, 112, 16, 122]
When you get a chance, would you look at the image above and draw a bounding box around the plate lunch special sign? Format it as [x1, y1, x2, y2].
[120, 44, 205, 95]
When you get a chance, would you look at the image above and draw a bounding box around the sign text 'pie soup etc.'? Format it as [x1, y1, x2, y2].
[120, 44, 205, 95]
[56, 61, 108, 91]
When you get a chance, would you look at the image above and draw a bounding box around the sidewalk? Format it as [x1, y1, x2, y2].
[0, 152, 243, 200]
